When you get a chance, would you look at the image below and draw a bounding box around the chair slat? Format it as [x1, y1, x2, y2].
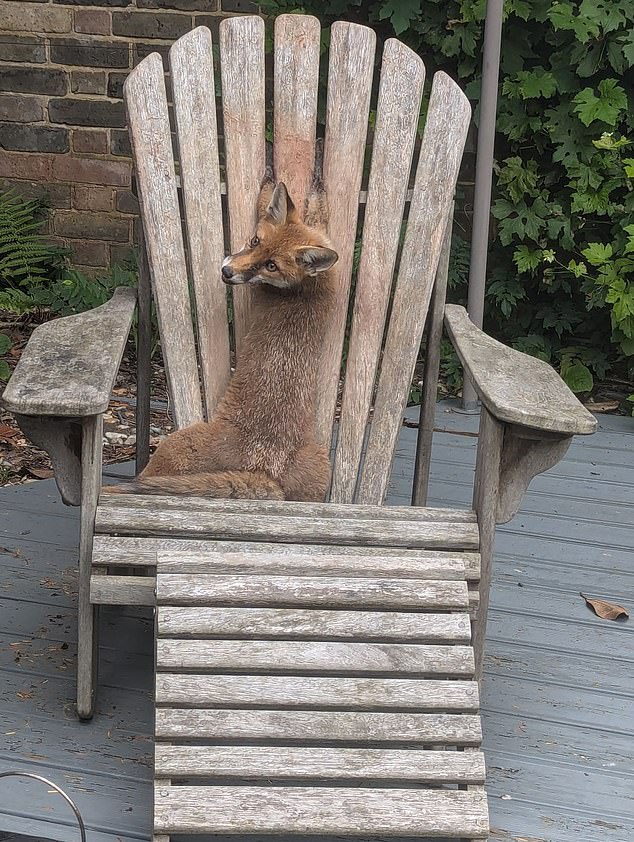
[154, 745, 485, 783]
[170, 27, 231, 419]
[357, 73, 471, 503]
[156, 574, 469, 610]
[124, 54, 202, 428]
[219, 15, 266, 351]
[316, 22, 376, 445]
[154, 785, 489, 836]
[330, 40, 425, 499]
[155, 680, 480, 713]
[273, 14, 320, 214]
[158, 607, 471, 642]
[157, 640, 474, 675]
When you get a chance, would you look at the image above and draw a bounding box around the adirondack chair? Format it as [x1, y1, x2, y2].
[2, 14, 596, 839]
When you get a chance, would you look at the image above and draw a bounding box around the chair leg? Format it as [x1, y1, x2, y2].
[77, 414, 103, 720]
[471, 407, 503, 681]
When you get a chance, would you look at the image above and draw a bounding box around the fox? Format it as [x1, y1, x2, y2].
[104, 149, 338, 502]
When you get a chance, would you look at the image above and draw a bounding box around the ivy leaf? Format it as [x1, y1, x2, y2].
[0, 333, 12, 356]
[513, 245, 542, 272]
[592, 133, 631, 151]
[378, 0, 421, 35]
[623, 31, 634, 68]
[497, 156, 540, 202]
[547, 2, 600, 43]
[624, 225, 634, 254]
[582, 242, 613, 266]
[0, 359, 11, 382]
[561, 360, 593, 393]
[516, 68, 558, 99]
[505, 0, 531, 21]
[573, 80, 628, 127]
[624, 159, 634, 178]
[542, 249, 556, 263]
[568, 259, 588, 277]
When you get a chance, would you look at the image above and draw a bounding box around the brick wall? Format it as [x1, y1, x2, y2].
[0, 0, 254, 273]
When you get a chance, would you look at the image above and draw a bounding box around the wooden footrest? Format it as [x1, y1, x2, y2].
[152, 508, 488, 839]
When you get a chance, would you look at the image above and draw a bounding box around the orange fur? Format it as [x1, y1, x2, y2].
[105, 166, 337, 502]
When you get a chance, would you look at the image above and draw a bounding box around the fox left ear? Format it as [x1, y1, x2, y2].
[296, 247, 338, 275]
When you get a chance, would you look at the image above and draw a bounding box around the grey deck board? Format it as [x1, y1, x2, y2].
[0, 400, 633, 841]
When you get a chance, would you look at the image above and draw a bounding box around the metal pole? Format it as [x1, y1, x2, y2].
[463, 0, 504, 410]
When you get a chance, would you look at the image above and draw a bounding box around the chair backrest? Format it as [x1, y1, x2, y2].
[124, 14, 471, 505]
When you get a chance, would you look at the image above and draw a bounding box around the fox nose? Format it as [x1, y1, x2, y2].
[221, 264, 234, 280]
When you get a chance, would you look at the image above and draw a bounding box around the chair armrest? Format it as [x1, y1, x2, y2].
[444, 304, 597, 436]
[1, 287, 137, 418]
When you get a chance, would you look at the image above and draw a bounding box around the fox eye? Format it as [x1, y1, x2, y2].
[249, 236, 260, 248]
[265, 260, 278, 272]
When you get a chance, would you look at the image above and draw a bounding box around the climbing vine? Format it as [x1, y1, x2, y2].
[261, 0, 634, 400]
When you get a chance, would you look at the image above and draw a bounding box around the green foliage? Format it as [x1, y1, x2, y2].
[0, 190, 67, 288]
[261, 0, 634, 407]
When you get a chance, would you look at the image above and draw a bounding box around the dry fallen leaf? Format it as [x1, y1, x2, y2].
[0, 424, 17, 439]
[27, 467, 55, 479]
[583, 400, 619, 413]
[581, 592, 629, 621]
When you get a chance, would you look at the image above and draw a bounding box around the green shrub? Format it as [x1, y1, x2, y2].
[261, 0, 634, 405]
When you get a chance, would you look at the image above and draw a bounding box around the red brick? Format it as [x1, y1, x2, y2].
[0, 94, 45, 123]
[66, 238, 108, 267]
[52, 155, 131, 186]
[74, 9, 111, 35]
[0, 2, 72, 33]
[110, 243, 136, 265]
[0, 151, 54, 181]
[54, 210, 130, 241]
[73, 185, 114, 211]
[70, 71, 106, 95]
[72, 128, 108, 154]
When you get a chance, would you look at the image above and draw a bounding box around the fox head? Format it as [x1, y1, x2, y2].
[221, 182, 338, 291]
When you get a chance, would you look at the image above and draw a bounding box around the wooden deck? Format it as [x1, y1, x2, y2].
[0, 401, 632, 842]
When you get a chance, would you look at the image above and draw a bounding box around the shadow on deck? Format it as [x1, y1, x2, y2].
[0, 401, 632, 842]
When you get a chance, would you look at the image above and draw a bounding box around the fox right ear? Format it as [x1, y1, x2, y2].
[265, 183, 289, 225]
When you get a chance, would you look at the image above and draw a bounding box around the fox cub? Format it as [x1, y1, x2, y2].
[105, 155, 338, 502]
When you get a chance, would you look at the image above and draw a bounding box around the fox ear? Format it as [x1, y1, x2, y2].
[266, 182, 290, 225]
[296, 246, 338, 275]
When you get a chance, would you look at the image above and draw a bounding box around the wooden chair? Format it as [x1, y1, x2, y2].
[2, 14, 596, 840]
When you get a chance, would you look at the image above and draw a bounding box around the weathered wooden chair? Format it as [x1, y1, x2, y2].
[2, 14, 596, 840]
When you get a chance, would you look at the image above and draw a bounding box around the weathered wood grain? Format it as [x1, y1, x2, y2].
[170, 27, 231, 419]
[124, 54, 203, 428]
[497, 428, 571, 523]
[1, 288, 135, 417]
[77, 414, 102, 720]
[219, 15, 266, 350]
[97, 493, 476, 522]
[156, 574, 469, 609]
[90, 574, 155, 605]
[158, 607, 471, 642]
[330, 40, 425, 499]
[471, 407, 504, 680]
[273, 14, 320, 216]
[316, 21, 375, 445]
[92, 536, 480, 579]
[157, 549, 466, 580]
[154, 785, 489, 836]
[413, 211, 453, 506]
[155, 705, 481, 735]
[95, 507, 479, 548]
[445, 304, 597, 435]
[357, 73, 471, 504]
[156, 639, 474, 675]
[15, 415, 82, 506]
[154, 745, 485, 783]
